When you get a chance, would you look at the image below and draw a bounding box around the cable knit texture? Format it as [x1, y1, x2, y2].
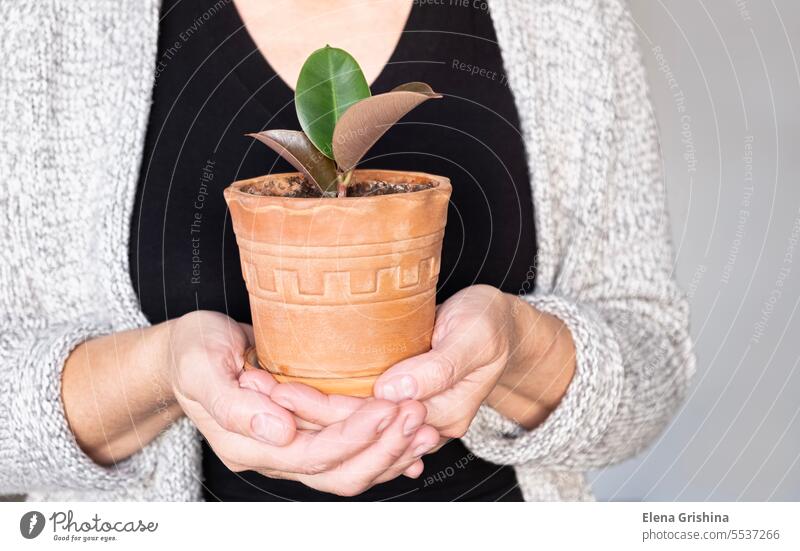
[0, 0, 693, 501]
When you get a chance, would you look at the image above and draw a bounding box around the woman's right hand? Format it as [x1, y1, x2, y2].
[169, 311, 439, 496]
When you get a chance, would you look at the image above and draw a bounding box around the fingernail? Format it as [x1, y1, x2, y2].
[376, 416, 393, 433]
[414, 442, 435, 457]
[403, 414, 422, 437]
[398, 375, 417, 400]
[271, 395, 294, 412]
[381, 383, 399, 402]
[251, 413, 289, 445]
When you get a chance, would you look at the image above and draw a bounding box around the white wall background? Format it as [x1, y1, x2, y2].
[589, 0, 800, 501]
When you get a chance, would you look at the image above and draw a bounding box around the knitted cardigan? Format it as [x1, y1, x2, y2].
[0, 0, 694, 501]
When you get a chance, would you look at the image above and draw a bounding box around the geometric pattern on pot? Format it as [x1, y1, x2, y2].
[238, 233, 443, 306]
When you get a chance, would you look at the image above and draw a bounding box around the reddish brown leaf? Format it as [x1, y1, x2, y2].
[390, 82, 439, 95]
[247, 130, 339, 193]
[332, 83, 441, 172]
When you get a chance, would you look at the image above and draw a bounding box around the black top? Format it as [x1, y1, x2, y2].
[131, 0, 536, 501]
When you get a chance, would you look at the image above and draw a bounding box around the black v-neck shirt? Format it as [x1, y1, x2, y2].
[130, 0, 535, 501]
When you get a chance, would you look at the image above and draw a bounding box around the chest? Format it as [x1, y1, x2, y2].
[233, 0, 414, 87]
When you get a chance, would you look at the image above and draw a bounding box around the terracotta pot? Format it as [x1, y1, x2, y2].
[224, 169, 451, 397]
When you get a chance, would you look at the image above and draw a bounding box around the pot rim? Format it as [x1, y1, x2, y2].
[224, 169, 451, 207]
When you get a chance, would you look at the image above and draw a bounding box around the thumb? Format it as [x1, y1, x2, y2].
[373, 336, 471, 402]
[214, 384, 297, 446]
[198, 368, 296, 446]
[238, 322, 255, 346]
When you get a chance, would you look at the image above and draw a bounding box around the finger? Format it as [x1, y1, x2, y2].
[239, 371, 325, 430]
[270, 382, 367, 426]
[306, 400, 427, 496]
[372, 424, 439, 484]
[238, 368, 279, 395]
[402, 460, 424, 479]
[199, 370, 296, 446]
[429, 436, 448, 454]
[294, 417, 324, 431]
[239, 371, 331, 430]
[253, 398, 400, 475]
[373, 337, 472, 402]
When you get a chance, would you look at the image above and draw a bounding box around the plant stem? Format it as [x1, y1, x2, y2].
[337, 170, 353, 198]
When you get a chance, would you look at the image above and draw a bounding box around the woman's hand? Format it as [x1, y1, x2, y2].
[168, 311, 296, 446]
[239, 371, 440, 488]
[170, 311, 438, 495]
[372, 285, 577, 442]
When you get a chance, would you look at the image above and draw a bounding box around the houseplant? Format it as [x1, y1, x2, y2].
[224, 46, 451, 397]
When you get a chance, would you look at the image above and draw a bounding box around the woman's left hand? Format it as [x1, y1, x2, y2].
[373, 284, 576, 445]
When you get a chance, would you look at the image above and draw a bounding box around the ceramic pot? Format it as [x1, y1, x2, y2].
[224, 169, 451, 397]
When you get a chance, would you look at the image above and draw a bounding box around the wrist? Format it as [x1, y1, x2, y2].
[488, 294, 576, 427]
[149, 319, 181, 411]
[503, 292, 543, 378]
[485, 293, 538, 410]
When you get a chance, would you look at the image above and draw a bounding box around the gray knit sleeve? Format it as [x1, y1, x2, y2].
[463, 289, 693, 468]
[0, 320, 157, 494]
[462, 4, 695, 469]
[0, 0, 201, 500]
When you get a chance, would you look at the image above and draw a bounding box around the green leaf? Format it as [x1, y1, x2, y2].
[332, 82, 441, 172]
[247, 130, 339, 193]
[295, 46, 371, 159]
